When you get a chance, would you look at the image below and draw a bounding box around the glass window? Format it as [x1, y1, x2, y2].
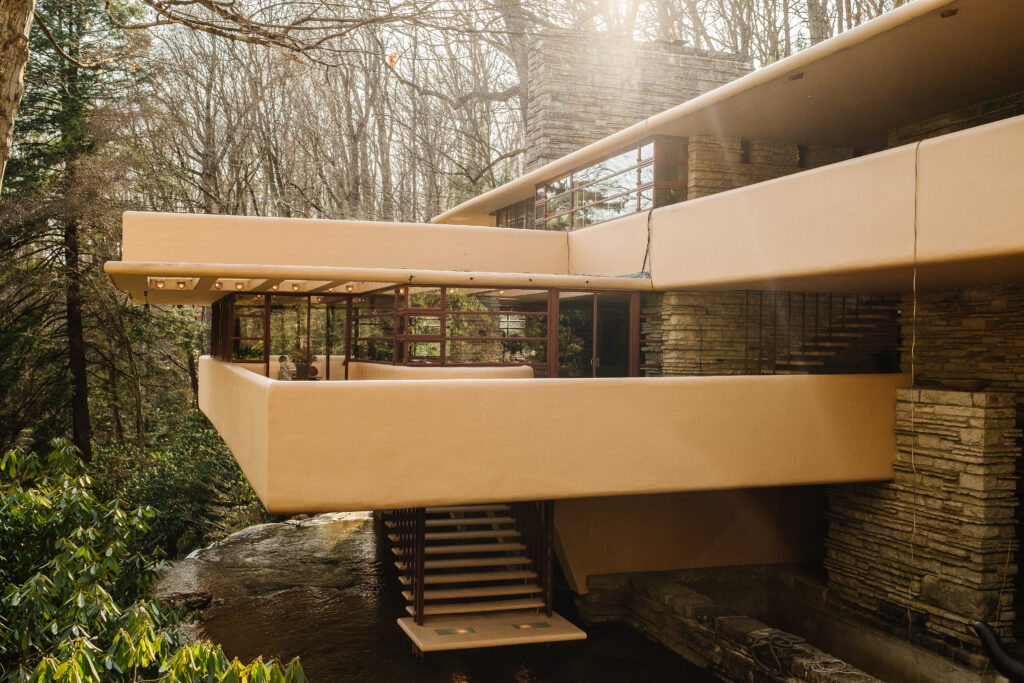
[353, 340, 394, 362]
[447, 340, 505, 364]
[494, 198, 534, 229]
[640, 164, 654, 185]
[408, 315, 442, 337]
[543, 215, 570, 231]
[407, 287, 441, 309]
[408, 341, 441, 362]
[639, 188, 654, 210]
[545, 176, 570, 197]
[585, 193, 637, 226]
[269, 296, 306, 358]
[574, 170, 636, 208]
[230, 295, 265, 361]
[573, 148, 637, 185]
[545, 191, 571, 216]
[447, 313, 500, 338]
[519, 136, 687, 232]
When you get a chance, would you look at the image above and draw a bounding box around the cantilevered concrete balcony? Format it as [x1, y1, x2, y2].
[107, 112, 1024, 304]
[566, 113, 1024, 291]
[199, 356, 908, 513]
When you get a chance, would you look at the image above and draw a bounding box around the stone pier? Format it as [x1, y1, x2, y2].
[826, 388, 1021, 668]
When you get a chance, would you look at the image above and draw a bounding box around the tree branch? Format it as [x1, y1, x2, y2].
[32, 10, 95, 70]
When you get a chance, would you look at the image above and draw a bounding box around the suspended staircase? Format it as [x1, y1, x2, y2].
[751, 294, 902, 375]
[384, 503, 586, 653]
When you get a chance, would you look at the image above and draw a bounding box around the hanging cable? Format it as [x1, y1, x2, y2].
[640, 207, 655, 276]
[907, 140, 921, 642]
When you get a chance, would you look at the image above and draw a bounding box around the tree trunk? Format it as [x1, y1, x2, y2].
[64, 218, 93, 460]
[0, 0, 35, 193]
[126, 340, 144, 448]
[376, 100, 394, 221]
[107, 370, 124, 444]
[807, 0, 832, 44]
[186, 344, 199, 409]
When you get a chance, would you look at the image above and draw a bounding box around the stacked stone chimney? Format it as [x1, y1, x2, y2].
[525, 32, 752, 171]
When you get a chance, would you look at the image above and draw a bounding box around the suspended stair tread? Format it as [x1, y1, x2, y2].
[386, 517, 517, 530]
[425, 542, 527, 555]
[427, 504, 510, 513]
[426, 517, 517, 527]
[396, 556, 532, 570]
[405, 597, 545, 616]
[402, 584, 541, 601]
[427, 530, 521, 540]
[393, 543, 527, 556]
[389, 530, 520, 543]
[399, 570, 538, 586]
[396, 610, 586, 652]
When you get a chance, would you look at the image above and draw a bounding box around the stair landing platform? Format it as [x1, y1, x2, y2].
[396, 610, 586, 652]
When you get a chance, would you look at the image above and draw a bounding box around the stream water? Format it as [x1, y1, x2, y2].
[156, 511, 714, 682]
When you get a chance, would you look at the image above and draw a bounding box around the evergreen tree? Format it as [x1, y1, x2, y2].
[0, 0, 138, 456]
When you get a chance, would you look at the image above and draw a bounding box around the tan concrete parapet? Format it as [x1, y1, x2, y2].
[107, 113, 1024, 303]
[578, 114, 1024, 292]
[121, 212, 569, 274]
[199, 357, 909, 513]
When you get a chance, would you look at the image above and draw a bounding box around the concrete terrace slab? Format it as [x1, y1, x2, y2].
[397, 611, 587, 652]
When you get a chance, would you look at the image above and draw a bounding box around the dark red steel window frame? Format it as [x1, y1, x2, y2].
[209, 286, 648, 379]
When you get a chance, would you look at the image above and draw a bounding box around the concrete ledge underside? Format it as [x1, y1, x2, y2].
[397, 610, 586, 652]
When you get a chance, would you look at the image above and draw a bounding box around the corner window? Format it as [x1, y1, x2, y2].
[491, 136, 688, 232]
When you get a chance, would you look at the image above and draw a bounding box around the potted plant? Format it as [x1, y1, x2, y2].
[289, 350, 309, 380]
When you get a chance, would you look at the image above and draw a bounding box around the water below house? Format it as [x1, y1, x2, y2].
[155, 512, 714, 682]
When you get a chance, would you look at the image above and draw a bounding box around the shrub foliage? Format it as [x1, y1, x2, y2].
[0, 439, 304, 682]
[91, 414, 272, 559]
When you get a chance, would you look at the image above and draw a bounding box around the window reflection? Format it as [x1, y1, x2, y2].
[211, 286, 640, 381]
[521, 136, 688, 231]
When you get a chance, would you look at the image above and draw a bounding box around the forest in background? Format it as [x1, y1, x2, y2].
[0, 0, 908, 679]
[0, 0, 910, 468]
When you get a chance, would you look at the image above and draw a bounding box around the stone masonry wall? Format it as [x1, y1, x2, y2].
[900, 286, 1024, 410]
[895, 284, 1024, 651]
[888, 90, 1024, 148]
[826, 388, 1021, 668]
[526, 33, 751, 170]
[579, 572, 880, 682]
[687, 136, 853, 200]
[640, 293, 663, 377]
[660, 291, 898, 376]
